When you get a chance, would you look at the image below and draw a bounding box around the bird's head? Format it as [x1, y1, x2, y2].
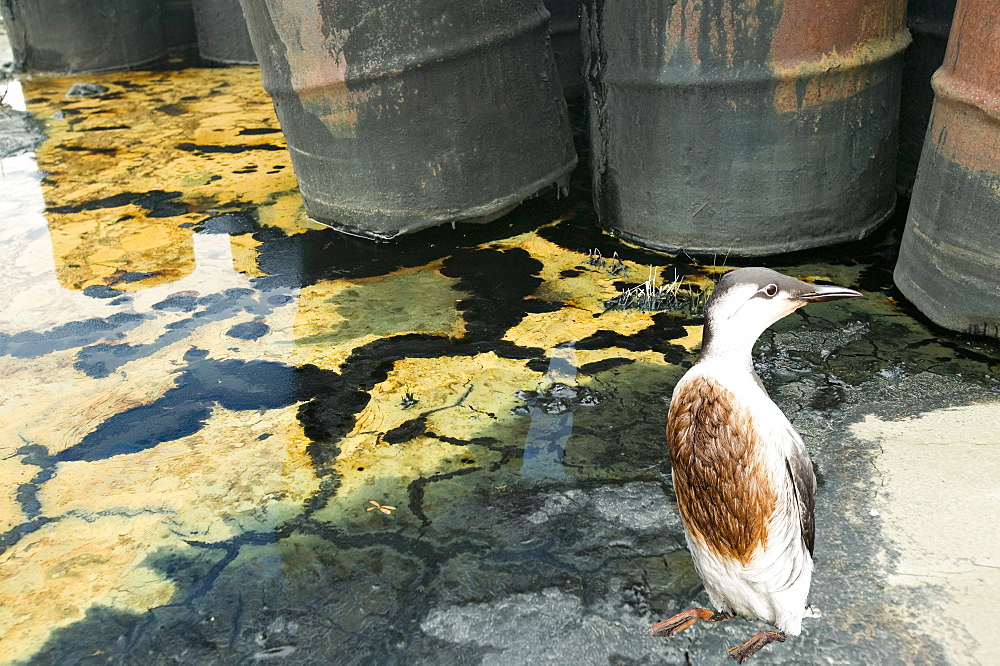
[700, 267, 862, 360]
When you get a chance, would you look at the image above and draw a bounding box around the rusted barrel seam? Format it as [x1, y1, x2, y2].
[770, 32, 912, 78]
[931, 70, 1000, 123]
[599, 32, 910, 88]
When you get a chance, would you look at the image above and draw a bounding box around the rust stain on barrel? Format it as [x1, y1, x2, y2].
[659, 0, 772, 70]
[927, 0, 1000, 175]
[655, 1, 908, 114]
[769, 0, 908, 113]
[771, 0, 904, 61]
[267, 0, 359, 137]
[659, 1, 704, 69]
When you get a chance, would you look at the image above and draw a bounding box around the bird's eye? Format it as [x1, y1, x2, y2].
[763, 284, 778, 297]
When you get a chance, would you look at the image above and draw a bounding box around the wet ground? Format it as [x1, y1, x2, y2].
[2, 43, 1000, 666]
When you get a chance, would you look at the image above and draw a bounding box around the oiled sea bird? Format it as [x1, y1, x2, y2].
[648, 267, 861, 663]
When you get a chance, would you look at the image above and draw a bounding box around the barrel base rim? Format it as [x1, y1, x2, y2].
[19, 51, 168, 75]
[304, 159, 578, 241]
[308, 202, 522, 242]
[198, 54, 259, 66]
[604, 202, 895, 258]
[894, 267, 1000, 340]
[894, 225, 1000, 339]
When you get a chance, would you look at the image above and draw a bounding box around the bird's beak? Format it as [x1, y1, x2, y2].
[797, 284, 864, 302]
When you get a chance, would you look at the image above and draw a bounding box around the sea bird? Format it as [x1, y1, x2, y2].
[648, 267, 862, 663]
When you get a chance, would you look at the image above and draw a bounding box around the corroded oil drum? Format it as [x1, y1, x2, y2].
[239, 0, 576, 240]
[897, 0, 957, 195]
[192, 0, 257, 64]
[0, 0, 164, 72]
[545, 0, 583, 98]
[582, 1, 909, 256]
[894, 0, 1000, 338]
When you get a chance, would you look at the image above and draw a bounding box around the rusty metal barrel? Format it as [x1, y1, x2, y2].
[897, 0, 957, 195]
[192, 0, 257, 64]
[894, 0, 1000, 338]
[0, 0, 164, 73]
[582, 1, 909, 256]
[239, 0, 576, 240]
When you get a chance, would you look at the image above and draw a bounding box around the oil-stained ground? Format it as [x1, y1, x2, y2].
[1, 50, 999, 666]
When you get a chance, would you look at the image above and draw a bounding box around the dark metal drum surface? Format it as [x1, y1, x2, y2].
[583, 0, 909, 256]
[240, 0, 577, 240]
[0, 0, 164, 73]
[193, 0, 257, 65]
[895, 0, 1000, 338]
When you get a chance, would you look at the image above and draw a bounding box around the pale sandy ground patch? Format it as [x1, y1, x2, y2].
[853, 401, 1000, 666]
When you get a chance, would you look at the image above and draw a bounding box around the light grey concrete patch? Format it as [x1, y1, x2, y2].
[853, 401, 1000, 666]
[525, 482, 682, 534]
[524, 488, 585, 524]
[588, 481, 684, 534]
[421, 587, 687, 665]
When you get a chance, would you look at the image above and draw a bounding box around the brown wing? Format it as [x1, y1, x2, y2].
[668, 376, 776, 565]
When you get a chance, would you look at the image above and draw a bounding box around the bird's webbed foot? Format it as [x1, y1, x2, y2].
[647, 608, 733, 637]
[726, 630, 787, 663]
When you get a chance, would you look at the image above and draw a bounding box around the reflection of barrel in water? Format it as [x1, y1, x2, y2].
[583, 0, 909, 256]
[895, 0, 1000, 339]
[240, 0, 576, 239]
[17, 65, 303, 295]
[37, 181, 196, 293]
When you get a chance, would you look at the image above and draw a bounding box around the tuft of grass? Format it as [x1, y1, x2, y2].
[602, 265, 720, 316]
[587, 248, 723, 317]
